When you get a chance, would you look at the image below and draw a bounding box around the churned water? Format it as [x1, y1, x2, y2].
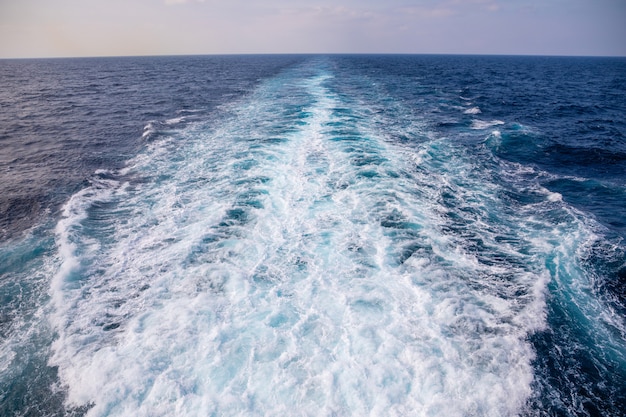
[1, 55, 625, 416]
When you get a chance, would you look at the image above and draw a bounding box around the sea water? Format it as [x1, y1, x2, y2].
[1, 55, 625, 416]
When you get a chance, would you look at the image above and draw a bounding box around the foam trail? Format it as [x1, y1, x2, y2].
[49, 61, 559, 416]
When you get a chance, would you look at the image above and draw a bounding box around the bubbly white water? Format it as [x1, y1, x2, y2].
[470, 119, 505, 130]
[48, 63, 588, 417]
[463, 106, 481, 115]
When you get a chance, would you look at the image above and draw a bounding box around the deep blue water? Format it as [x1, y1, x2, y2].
[1, 55, 625, 416]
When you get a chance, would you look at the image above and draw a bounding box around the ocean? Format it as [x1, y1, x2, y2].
[0, 54, 624, 416]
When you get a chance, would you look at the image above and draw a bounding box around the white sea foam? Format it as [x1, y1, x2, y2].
[463, 106, 481, 114]
[547, 192, 563, 202]
[49, 64, 561, 416]
[471, 119, 504, 129]
[0, 349, 14, 377]
[141, 122, 156, 139]
[165, 116, 186, 125]
[51, 175, 121, 316]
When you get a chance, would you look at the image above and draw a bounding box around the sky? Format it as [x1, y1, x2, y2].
[0, 0, 625, 58]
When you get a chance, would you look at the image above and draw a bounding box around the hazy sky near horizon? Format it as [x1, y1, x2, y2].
[1, 0, 624, 58]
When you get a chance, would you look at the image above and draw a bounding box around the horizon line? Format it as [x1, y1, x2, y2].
[2, 52, 626, 61]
